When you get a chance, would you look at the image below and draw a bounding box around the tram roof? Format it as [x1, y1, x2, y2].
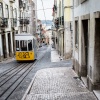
[15, 33, 36, 40]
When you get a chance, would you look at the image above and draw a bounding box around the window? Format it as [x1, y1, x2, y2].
[14, 8, 17, 18]
[75, 21, 79, 48]
[10, 6, 13, 18]
[0, 2, 3, 18]
[28, 40, 32, 51]
[5, 5, 9, 18]
[13, 8, 17, 27]
[19, 10, 21, 18]
[16, 40, 19, 51]
[16, 40, 28, 51]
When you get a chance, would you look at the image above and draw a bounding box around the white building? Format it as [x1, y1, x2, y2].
[73, 0, 100, 91]
[0, 0, 37, 61]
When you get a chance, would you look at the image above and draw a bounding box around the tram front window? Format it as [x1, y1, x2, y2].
[20, 40, 27, 51]
[28, 40, 32, 51]
[16, 40, 19, 51]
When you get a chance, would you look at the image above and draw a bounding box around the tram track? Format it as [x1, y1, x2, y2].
[0, 47, 48, 100]
[0, 63, 34, 100]
[0, 63, 21, 78]
[0, 63, 28, 87]
[0, 61, 38, 100]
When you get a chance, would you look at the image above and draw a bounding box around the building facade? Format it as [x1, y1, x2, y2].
[64, 0, 73, 59]
[53, 0, 73, 59]
[73, 0, 100, 91]
[0, 0, 37, 61]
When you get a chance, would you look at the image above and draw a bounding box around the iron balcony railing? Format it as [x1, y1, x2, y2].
[0, 18, 8, 27]
[19, 19, 29, 25]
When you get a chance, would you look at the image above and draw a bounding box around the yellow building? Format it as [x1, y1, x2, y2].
[53, 0, 73, 59]
[64, 0, 73, 59]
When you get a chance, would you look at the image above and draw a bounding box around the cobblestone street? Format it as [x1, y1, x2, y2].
[24, 67, 97, 100]
[0, 46, 72, 100]
[22, 46, 97, 100]
[0, 45, 98, 100]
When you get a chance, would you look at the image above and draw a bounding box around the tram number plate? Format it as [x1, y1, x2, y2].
[18, 52, 30, 58]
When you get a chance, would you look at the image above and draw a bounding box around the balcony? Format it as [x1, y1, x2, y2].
[9, 0, 15, 3]
[0, 18, 8, 28]
[19, 19, 29, 25]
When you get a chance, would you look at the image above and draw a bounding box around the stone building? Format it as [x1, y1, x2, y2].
[0, 0, 37, 61]
[73, 0, 100, 91]
[53, 0, 73, 59]
[0, 0, 19, 61]
[64, 0, 73, 59]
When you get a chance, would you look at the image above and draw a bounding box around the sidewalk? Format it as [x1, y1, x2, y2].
[0, 57, 15, 64]
[22, 67, 97, 100]
[51, 48, 60, 62]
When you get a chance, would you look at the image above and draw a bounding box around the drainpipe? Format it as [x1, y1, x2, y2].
[72, 0, 75, 69]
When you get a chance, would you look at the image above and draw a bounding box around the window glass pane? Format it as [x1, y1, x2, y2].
[14, 8, 17, 18]
[16, 40, 19, 51]
[20, 40, 27, 51]
[5, 5, 9, 18]
[0, 3, 3, 17]
[15, 8, 17, 18]
[28, 40, 32, 51]
[75, 21, 79, 48]
[10, 6, 13, 18]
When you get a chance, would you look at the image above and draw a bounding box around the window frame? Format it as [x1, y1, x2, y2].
[0, 2, 3, 18]
[10, 6, 13, 18]
[5, 4, 9, 18]
[75, 21, 79, 49]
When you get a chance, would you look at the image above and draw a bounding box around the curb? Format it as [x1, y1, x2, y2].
[21, 74, 37, 100]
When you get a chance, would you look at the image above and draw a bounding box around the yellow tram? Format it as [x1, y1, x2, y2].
[15, 33, 37, 61]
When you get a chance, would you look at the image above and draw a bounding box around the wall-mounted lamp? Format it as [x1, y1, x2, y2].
[64, 6, 73, 9]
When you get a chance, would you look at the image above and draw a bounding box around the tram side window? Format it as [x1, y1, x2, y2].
[28, 40, 32, 51]
[20, 40, 27, 51]
[16, 40, 19, 51]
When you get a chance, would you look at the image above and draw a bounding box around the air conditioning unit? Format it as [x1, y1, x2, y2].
[0, 17, 3, 26]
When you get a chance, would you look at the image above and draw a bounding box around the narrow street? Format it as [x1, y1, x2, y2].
[0, 45, 71, 100]
[0, 45, 97, 100]
[1, 0, 100, 100]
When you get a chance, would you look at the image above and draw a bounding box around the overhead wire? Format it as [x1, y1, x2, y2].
[1, 0, 54, 22]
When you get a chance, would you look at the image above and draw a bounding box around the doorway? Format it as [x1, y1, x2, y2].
[94, 18, 100, 83]
[8, 33, 12, 57]
[12, 32, 15, 55]
[82, 20, 88, 76]
[2, 34, 7, 58]
[81, 20, 89, 87]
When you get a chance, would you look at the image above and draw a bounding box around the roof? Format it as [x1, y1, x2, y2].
[15, 33, 36, 40]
